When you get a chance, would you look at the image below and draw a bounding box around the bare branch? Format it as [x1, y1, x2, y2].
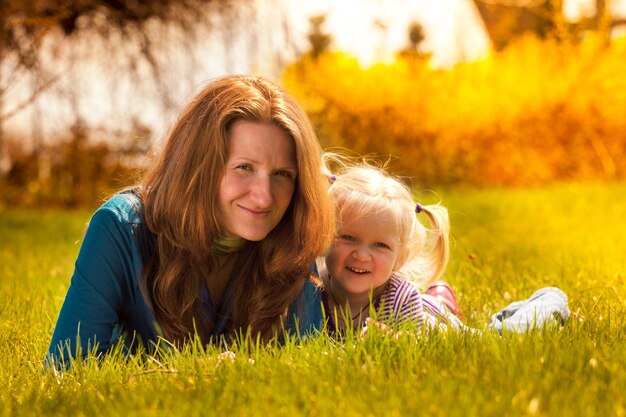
[0, 71, 60, 122]
[473, 0, 548, 7]
[137, 29, 177, 111]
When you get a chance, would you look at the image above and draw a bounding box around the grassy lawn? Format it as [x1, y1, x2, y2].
[1, 182, 625, 417]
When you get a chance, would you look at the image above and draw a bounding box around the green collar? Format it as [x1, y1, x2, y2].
[212, 236, 245, 255]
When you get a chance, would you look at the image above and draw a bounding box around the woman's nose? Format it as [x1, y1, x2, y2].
[250, 174, 272, 208]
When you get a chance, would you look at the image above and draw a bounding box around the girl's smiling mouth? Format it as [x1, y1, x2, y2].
[347, 266, 369, 274]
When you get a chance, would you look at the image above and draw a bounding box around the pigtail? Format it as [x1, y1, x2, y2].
[401, 203, 450, 288]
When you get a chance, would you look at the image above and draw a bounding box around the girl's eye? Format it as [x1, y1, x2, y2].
[374, 242, 391, 250]
[337, 234, 355, 242]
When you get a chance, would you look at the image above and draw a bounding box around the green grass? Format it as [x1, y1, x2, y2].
[1, 182, 625, 417]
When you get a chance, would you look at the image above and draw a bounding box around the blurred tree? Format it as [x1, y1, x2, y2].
[307, 15, 332, 59]
[473, 0, 616, 49]
[408, 21, 426, 50]
[0, 0, 242, 176]
[473, 0, 560, 50]
[397, 21, 432, 61]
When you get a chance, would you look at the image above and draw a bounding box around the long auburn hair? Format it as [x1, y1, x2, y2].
[139, 75, 335, 344]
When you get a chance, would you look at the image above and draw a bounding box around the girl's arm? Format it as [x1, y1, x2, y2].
[421, 293, 465, 330]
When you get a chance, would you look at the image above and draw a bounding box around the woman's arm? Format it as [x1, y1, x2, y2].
[46, 200, 142, 368]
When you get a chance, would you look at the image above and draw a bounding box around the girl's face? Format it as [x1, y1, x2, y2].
[325, 208, 402, 299]
[218, 120, 297, 241]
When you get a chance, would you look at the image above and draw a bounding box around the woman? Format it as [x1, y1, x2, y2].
[47, 75, 335, 367]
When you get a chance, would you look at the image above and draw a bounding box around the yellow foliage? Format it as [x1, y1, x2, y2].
[283, 36, 626, 186]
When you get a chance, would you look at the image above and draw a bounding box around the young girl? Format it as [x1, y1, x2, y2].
[316, 163, 571, 335]
[316, 164, 464, 333]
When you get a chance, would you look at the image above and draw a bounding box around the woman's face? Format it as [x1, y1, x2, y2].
[218, 120, 297, 241]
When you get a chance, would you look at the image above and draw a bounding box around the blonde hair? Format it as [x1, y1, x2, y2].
[324, 159, 449, 288]
[140, 75, 335, 343]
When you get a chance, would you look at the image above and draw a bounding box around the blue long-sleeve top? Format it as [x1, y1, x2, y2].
[46, 192, 324, 367]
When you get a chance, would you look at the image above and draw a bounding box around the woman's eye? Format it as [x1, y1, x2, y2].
[275, 170, 294, 179]
[236, 164, 253, 171]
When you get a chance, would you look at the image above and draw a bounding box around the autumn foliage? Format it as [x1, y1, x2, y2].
[283, 34, 626, 186]
[0, 125, 146, 209]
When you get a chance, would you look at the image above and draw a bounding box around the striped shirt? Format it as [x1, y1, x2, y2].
[315, 258, 463, 332]
[377, 273, 464, 331]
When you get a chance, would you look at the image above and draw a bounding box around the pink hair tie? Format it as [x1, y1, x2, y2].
[415, 203, 423, 214]
[329, 175, 337, 183]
